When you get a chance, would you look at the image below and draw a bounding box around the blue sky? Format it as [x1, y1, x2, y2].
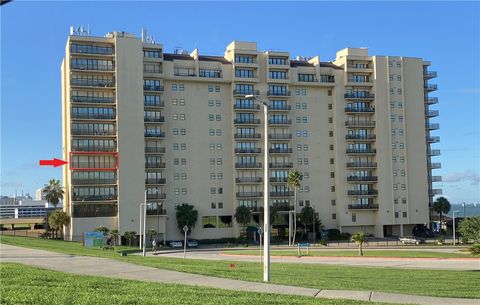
[1, 1, 479, 204]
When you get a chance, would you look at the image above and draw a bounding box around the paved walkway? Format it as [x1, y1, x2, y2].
[1, 244, 478, 305]
[153, 249, 480, 271]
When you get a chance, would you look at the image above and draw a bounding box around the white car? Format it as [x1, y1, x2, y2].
[169, 240, 183, 248]
[399, 236, 424, 245]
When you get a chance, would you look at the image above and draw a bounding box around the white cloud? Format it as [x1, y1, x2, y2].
[443, 169, 480, 185]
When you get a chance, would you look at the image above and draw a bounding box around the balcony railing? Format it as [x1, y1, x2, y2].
[267, 90, 291, 97]
[144, 132, 165, 138]
[427, 162, 441, 169]
[236, 191, 263, 198]
[347, 176, 378, 182]
[71, 64, 114, 71]
[235, 177, 262, 183]
[272, 204, 294, 212]
[345, 134, 376, 140]
[429, 176, 442, 182]
[146, 208, 167, 216]
[145, 178, 166, 185]
[345, 107, 375, 113]
[427, 149, 441, 156]
[270, 191, 294, 197]
[347, 79, 373, 84]
[235, 162, 262, 169]
[269, 148, 293, 154]
[428, 189, 443, 196]
[268, 119, 292, 125]
[348, 204, 379, 210]
[144, 116, 165, 123]
[234, 118, 261, 125]
[423, 71, 437, 79]
[268, 105, 291, 111]
[270, 177, 288, 183]
[72, 194, 117, 201]
[144, 85, 164, 92]
[146, 193, 167, 200]
[71, 79, 115, 87]
[234, 104, 260, 110]
[235, 148, 261, 154]
[346, 162, 377, 168]
[144, 68, 162, 74]
[426, 136, 440, 143]
[145, 147, 166, 154]
[234, 133, 262, 139]
[268, 133, 292, 140]
[345, 121, 375, 127]
[348, 190, 378, 196]
[71, 179, 116, 185]
[233, 89, 260, 96]
[269, 162, 293, 168]
[426, 110, 439, 117]
[344, 93, 375, 99]
[174, 68, 196, 77]
[425, 123, 440, 130]
[144, 101, 164, 108]
[71, 113, 116, 120]
[425, 97, 438, 105]
[72, 96, 114, 104]
[145, 162, 166, 168]
[346, 148, 377, 154]
[71, 130, 116, 136]
[72, 146, 116, 152]
[424, 84, 438, 91]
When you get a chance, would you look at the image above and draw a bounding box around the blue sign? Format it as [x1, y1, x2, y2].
[298, 242, 310, 248]
[84, 232, 104, 248]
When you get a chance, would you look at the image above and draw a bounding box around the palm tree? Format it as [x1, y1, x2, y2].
[234, 205, 252, 243]
[433, 197, 451, 234]
[287, 170, 303, 245]
[48, 210, 70, 239]
[175, 204, 198, 235]
[124, 231, 136, 247]
[298, 206, 321, 239]
[110, 229, 119, 246]
[95, 226, 110, 236]
[351, 231, 367, 256]
[42, 179, 64, 209]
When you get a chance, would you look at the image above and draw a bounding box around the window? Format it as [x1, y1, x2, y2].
[215, 85, 220, 92]
[216, 115, 221, 121]
[330, 172, 335, 178]
[295, 103, 301, 109]
[172, 84, 177, 91]
[392, 143, 396, 149]
[303, 144, 308, 151]
[304, 172, 309, 179]
[403, 212, 407, 218]
[397, 75, 401, 81]
[328, 104, 332, 110]
[297, 144, 303, 151]
[179, 84, 185, 91]
[352, 213, 357, 222]
[396, 61, 401, 68]
[400, 156, 405, 163]
[216, 129, 222, 136]
[399, 129, 404, 135]
[390, 88, 394, 95]
[218, 216, 232, 228]
[330, 158, 334, 164]
[392, 129, 396, 135]
[210, 188, 216, 194]
[398, 101, 403, 108]
[202, 216, 217, 228]
[217, 158, 222, 165]
[399, 143, 404, 149]
[302, 103, 307, 109]
[305, 186, 310, 192]
[302, 130, 308, 137]
[181, 173, 187, 180]
[397, 88, 402, 95]
[208, 85, 214, 92]
[174, 158, 179, 165]
[180, 144, 186, 150]
[181, 158, 186, 165]
[174, 188, 180, 195]
[304, 158, 309, 165]
[172, 113, 178, 120]
[179, 114, 185, 120]
[218, 202, 223, 209]
[394, 184, 398, 190]
[394, 198, 398, 204]
[215, 100, 221, 107]
[331, 200, 336, 206]
[389, 61, 393, 68]
[401, 170, 405, 176]
[402, 198, 407, 204]
[217, 173, 223, 180]
[393, 170, 397, 176]
[401, 184, 406, 190]
[398, 115, 404, 122]
[211, 202, 216, 209]
[301, 89, 307, 96]
[208, 114, 214, 121]
[179, 99, 185, 106]
[210, 173, 216, 180]
[210, 158, 215, 165]
[390, 101, 395, 108]
[216, 144, 222, 150]
[174, 173, 179, 180]
[329, 145, 334, 151]
[173, 143, 179, 150]
[218, 187, 223, 194]
[389, 75, 394, 81]
[209, 144, 215, 150]
[209, 129, 215, 136]
[330, 186, 335, 192]
[208, 100, 214, 107]
[395, 212, 399, 218]
[172, 99, 178, 105]
[329, 131, 334, 137]
[328, 117, 333, 123]
[328, 90, 332, 96]
[332, 213, 336, 220]
[299, 200, 304, 207]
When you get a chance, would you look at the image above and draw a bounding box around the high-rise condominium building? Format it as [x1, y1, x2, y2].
[61, 30, 441, 242]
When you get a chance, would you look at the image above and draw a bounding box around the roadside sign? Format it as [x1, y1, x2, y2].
[183, 225, 189, 232]
[84, 232, 104, 248]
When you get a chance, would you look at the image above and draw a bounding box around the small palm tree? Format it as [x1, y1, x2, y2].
[42, 179, 64, 209]
[351, 232, 367, 256]
[95, 226, 110, 236]
[124, 231, 136, 247]
[234, 205, 252, 244]
[110, 229, 119, 246]
[287, 170, 303, 245]
[48, 210, 70, 239]
[432, 197, 451, 234]
[175, 204, 198, 235]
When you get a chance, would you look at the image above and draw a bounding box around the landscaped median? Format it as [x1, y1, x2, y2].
[1, 235, 479, 299]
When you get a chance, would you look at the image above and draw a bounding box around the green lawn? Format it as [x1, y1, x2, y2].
[1, 263, 391, 305]
[2, 235, 479, 299]
[225, 249, 475, 258]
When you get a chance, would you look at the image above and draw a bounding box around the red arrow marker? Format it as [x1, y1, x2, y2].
[39, 158, 68, 168]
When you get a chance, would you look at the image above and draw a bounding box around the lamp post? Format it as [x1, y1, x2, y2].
[139, 191, 147, 256]
[462, 202, 466, 218]
[245, 94, 270, 282]
[452, 211, 459, 246]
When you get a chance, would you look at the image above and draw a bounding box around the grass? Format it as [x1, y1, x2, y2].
[224, 249, 476, 258]
[0, 263, 392, 305]
[1, 235, 479, 299]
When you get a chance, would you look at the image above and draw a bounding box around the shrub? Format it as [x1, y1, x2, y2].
[469, 243, 480, 255]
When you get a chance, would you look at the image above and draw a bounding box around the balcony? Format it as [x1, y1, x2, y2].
[235, 177, 262, 183]
[144, 132, 165, 138]
[425, 123, 440, 130]
[234, 133, 262, 140]
[345, 121, 375, 127]
[320, 75, 335, 83]
[71, 79, 115, 88]
[424, 84, 438, 92]
[71, 179, 116, 185]
[267, 90, 291, 97]
[426, 136, 440, 143]
[146, 193, 167, 200]
[71, 113, 115, 120]
[146, 208, 167, 216]
[72, 146, 116, 152]
[345, 107, 375, 113]
[270, 177, 288, 183]
[427, 149, 441, 156]
[235, 162, 262, 169]
[235, 148, 261, 154]
[425, 97, 438, 105]
[268, 133, 292, 140]
[427, 162, 441, 169]
[268, 119, 292, 126]
[71, 129, 116, 136]
[144, 68, 162, 74]
[233, 104, 260, 111]
[423, 71, 437, 79]
[429, 176, 442, 182]
[145, 162, 166, 168]
[345, 134, 376, 141]
[144, 85, 164, 92]
[145, 178, 166, 185]
[145, 147, 166, 154]
[144, 101, 164, 108]
[428, 189, 443, 196]
[144, 116, 165, 123]
[272, 204, 294, 212]
[270, 191, 294, 197]
[72, 194, 117, 201]
[70, 45, 113, 56]
[233, 89, 260, 96]
[348, 204, 379, 210]
[269, 148, 293, 154]
[344, 93, 375, 100]
[236, 191, 263, 198]
[71, 64, 114, 72]
[346, 148, 376, 154]
[426, 110, 439, 118]
[72, 96, 114, 104]
[268, 105, 292, 111]
[174, 68, 196, 77]
[347, 176, 378, 182]
[269, 162, 293, 169]
[234, 118, 261, 125]
[348, 190, 378, 196]
[346, 162, 377, 168]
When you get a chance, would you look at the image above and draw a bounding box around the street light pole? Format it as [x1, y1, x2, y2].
[246, 94, 270, 282]
[452, 211, 459, 246]
[462, 202, 466, 218]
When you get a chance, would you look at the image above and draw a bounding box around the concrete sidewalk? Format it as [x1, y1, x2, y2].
[0, 244, 477, 305]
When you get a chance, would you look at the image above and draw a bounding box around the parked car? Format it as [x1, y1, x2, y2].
[399, 236, 425, 245]
[412, 225, 434, 238]
[187, 239, 198, 248]
[169, 240, 183, 248]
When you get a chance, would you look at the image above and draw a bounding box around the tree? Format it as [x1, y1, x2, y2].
[124, 231, 136, 247]
[110, 229, 119, 246]
[287, 170, 303, 246]
[147, 229, 158, 242]
[351, 231, 367, 256]
[432, 197, 451, 233]
[459, 217, 480, 243]
[42, 179, 64, 209]
[234, 205, 252, 243]
[95, 226, 110, 236]
[298, 206, 321, 239]
[48, 210, 70, 239]
[175, 204, 198, 235]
